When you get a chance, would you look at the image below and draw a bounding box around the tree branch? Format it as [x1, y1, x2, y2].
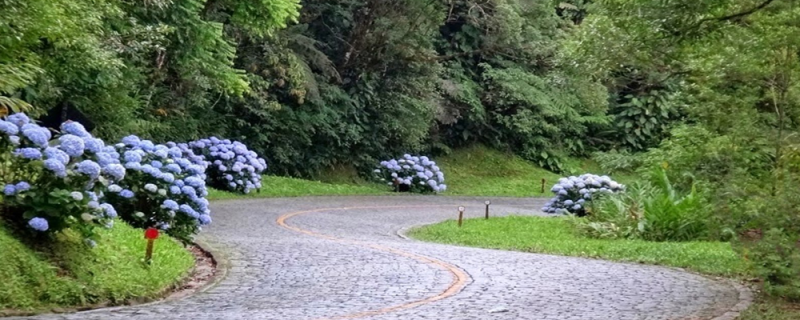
[689, 0, 776, 31]
[712, 0, 776, 22]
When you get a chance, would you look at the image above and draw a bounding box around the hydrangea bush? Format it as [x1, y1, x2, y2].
[187, 137, 266, 194]
[0, 114, 125, 244]
[105, 135, 211, 243]
[374, 154, 446, 193]
[541, 174, 625, 216]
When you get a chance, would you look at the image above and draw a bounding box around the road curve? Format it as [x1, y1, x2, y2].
[12, 196, 748, 320]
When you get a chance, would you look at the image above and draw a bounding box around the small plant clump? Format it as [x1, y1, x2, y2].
[374, 154, 446, 193]
[188, 137, 267, 194]
[541, 174, 625, 216]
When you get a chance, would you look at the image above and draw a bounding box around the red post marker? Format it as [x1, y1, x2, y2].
[144, 228, 159, 264]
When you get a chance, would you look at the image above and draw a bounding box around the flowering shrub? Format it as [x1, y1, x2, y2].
[105, 135, 211, 243]
[0, 114, 124, 244]
[374, 154, 446, 193]
[541, 174, 624, 216]
[187, 137, 266, 194]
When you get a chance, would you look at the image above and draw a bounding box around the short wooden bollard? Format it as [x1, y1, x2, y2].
[541, 178, 546, 194]
[458, 206, 465, 227]
[484, 200, 491, 219]
[144, 227, 159, 264]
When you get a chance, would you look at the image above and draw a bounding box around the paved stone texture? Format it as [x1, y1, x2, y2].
[12, 196, 745, 320]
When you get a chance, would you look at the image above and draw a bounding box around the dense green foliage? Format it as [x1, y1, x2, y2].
[579, 0, 800, 303]
[0, 219, 193, 312]
[1, 0, 607, 176]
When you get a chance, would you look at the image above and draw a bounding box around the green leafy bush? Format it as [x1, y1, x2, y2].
[744, 229, 800, 301]
[578, 167, 712, 242]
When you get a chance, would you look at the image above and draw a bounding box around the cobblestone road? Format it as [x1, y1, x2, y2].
[12, 196, 749, 320]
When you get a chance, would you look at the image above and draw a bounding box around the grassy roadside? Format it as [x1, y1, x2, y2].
[0, 219, 194, 314]
[207, 175, 390, 200]
[409, 215, 748, 276]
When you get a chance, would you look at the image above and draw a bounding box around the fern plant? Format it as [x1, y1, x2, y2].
[578, 167, 712, 242]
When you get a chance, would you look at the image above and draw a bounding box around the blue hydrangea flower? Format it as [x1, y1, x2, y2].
[125, 162, 142, 170]
[3, 184, 16, 196]
[0, 120, 19, 135]
[169, 186, 181, 194]
[121, 135, 141, 147]
[14, 148, 42, 160]
[179, 204, 198, 218]
[44, 147, 70, 165]
[139, 140, 155, 151]
[123, 151, 142, 163]
[100, 203, 117, 218]
[108, 184, 122, 193]
[43, 159, 67, 177]
[120, 189, 134, 198]
[14, 181, 30, 192]
[58, 134, 85, 157]
[7, 113, 30, 127]
[103, 164, 126, 181]
[8, 135, 20, 145]
[96, 152, 118, 166]
[144, 184, 158, 193]
[164, 163, 182, 173]
[198, 214, 212, 225]
[28, 217, 49, 231]
[22, 127, 51, 147]
[83, 137, 104, 153]
[60, 121, 90, 137]
[185, 177, 204, 188]
[161, 200, 179, 211]
[76, 160, 101, 178]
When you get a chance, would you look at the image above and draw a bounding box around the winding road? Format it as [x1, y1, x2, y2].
[15, 196, 750, 320]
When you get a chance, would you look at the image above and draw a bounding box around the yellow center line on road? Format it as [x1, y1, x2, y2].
[276, 205, 470, 320]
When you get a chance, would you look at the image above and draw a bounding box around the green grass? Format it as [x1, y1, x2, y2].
[207, 175, 389, 200]
[738, 298, 800, 320]
[409, 215, 749, 276]
[0, 220, 194, 314]
[435, 145, 562, 197]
